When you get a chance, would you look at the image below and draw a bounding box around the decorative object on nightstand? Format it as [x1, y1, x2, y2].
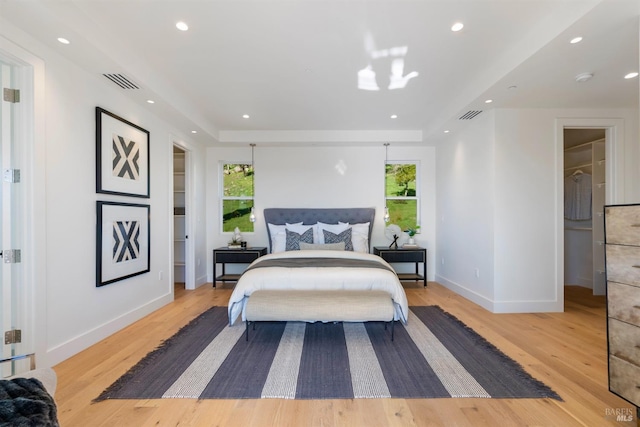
[385, 224, 404, 249]
[374, 246, 427, 287]
[228, 227, 244, 248]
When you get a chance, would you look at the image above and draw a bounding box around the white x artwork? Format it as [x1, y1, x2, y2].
[112, 133, 140, 181]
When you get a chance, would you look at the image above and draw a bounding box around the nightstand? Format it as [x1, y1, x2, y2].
[213, 247, 267, 288]
[373, 246, 427, 287]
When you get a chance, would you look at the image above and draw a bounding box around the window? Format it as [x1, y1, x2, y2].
[385, 162, 418, 230]
[221, 163, 254, 232]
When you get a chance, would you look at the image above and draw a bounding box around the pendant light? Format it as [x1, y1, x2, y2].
[249, 143, 256, 223]
[383, 143, 390, 223]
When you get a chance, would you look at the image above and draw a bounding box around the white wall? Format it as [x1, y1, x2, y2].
[494, 109, 638, 312]
[0, 23, 209, 366]
[206, 145, 436, 280]
[436, 107, 639, 313]
[435, 111, 496, 307]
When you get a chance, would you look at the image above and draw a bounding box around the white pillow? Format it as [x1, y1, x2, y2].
[339, 221, 370, 253]
[268, 222, 303, 253]
[299, 242, 346, 251]
[316, 222, 350, 244]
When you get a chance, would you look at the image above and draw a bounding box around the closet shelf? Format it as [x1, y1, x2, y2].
[564, 138, 605, 152]
[564, 163, 591, 171]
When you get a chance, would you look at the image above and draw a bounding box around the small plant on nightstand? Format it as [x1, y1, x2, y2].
[404, 225, 420, 246]
[405, 225, 420, 237]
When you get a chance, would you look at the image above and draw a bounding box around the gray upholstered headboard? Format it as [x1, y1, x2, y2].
[263, 207, 376, 253]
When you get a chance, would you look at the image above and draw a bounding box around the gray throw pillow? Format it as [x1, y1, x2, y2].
[323, 228, 353, 251]
[285, 228, 314, 251]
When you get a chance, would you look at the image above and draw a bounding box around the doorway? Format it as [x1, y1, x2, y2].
[1, 57, 31, 375]
[173, 146, 186, 289]
[563, 128, 606, 296]
[173, 145, 195, 290]
[557, 117, 623, 310]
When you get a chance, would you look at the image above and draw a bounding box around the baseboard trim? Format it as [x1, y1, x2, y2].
[435, 275, 494, 311]
[45, 293, 173, 367]
[436, 275, 563, 313]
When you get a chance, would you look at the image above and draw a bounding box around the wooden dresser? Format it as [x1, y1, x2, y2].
[604, 204, 640, 417]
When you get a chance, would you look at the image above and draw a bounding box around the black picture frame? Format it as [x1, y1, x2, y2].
[96, 107, 150, 198]
[96, 201, 150, 287]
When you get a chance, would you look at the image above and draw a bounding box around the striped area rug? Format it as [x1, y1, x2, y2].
[95, 306, 560, 401]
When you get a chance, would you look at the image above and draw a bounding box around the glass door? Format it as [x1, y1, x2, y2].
[0, 58, 28, 377]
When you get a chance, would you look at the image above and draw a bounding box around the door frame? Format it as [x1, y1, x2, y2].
[0, 38, 47, 368]
[555, 117, 624, 309]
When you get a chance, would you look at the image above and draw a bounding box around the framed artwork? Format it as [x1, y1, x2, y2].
[97, 201, 150, 287]
[96, 107, 150, 198]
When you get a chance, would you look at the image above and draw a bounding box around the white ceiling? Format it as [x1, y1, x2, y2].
[1, 0, 638, 146]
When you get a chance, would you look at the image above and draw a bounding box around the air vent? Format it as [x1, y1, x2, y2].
[103, 73, 140, 89]
[459, 110, 483, 120]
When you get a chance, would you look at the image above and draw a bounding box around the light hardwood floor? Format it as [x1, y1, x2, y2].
[52, 282, 636, 427]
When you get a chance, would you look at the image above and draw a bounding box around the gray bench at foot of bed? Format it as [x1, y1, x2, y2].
[244, 289, 396, 341]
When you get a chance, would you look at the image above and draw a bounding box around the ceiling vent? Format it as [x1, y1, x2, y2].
[459, 110, 483, 120]
[103, 73, 140, 89]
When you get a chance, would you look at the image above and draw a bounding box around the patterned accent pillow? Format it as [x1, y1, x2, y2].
[323, 228, 353, 251]
[285, 228, 314, 251]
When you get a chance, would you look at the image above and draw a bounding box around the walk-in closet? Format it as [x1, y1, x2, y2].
[563, 128, 606, 295]
[173, 146, 186, 287]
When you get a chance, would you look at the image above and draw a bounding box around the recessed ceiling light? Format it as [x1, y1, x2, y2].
[242, 114, 250, 119]
[444, 130, 450, 133]
[390, 114, 398, 119]
[191, 130, 197, 134]
[146, 99, 155, 104]
[570, 37, 583, 44]
[57, 37, 70, 44]
[485, 99, 493, 104]
[176, 21, 189, 31]
[624, 72, 639, 79]
[451, 22, 464, 32]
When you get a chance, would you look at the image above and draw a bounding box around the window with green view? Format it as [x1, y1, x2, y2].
[385, 162, 418, 231]
[222, 163, 254, 232]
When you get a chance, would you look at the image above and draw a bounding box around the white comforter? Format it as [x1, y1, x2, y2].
[227, 250, 409, 325]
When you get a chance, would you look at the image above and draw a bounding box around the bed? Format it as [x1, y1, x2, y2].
[227, 207, 409, 326]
